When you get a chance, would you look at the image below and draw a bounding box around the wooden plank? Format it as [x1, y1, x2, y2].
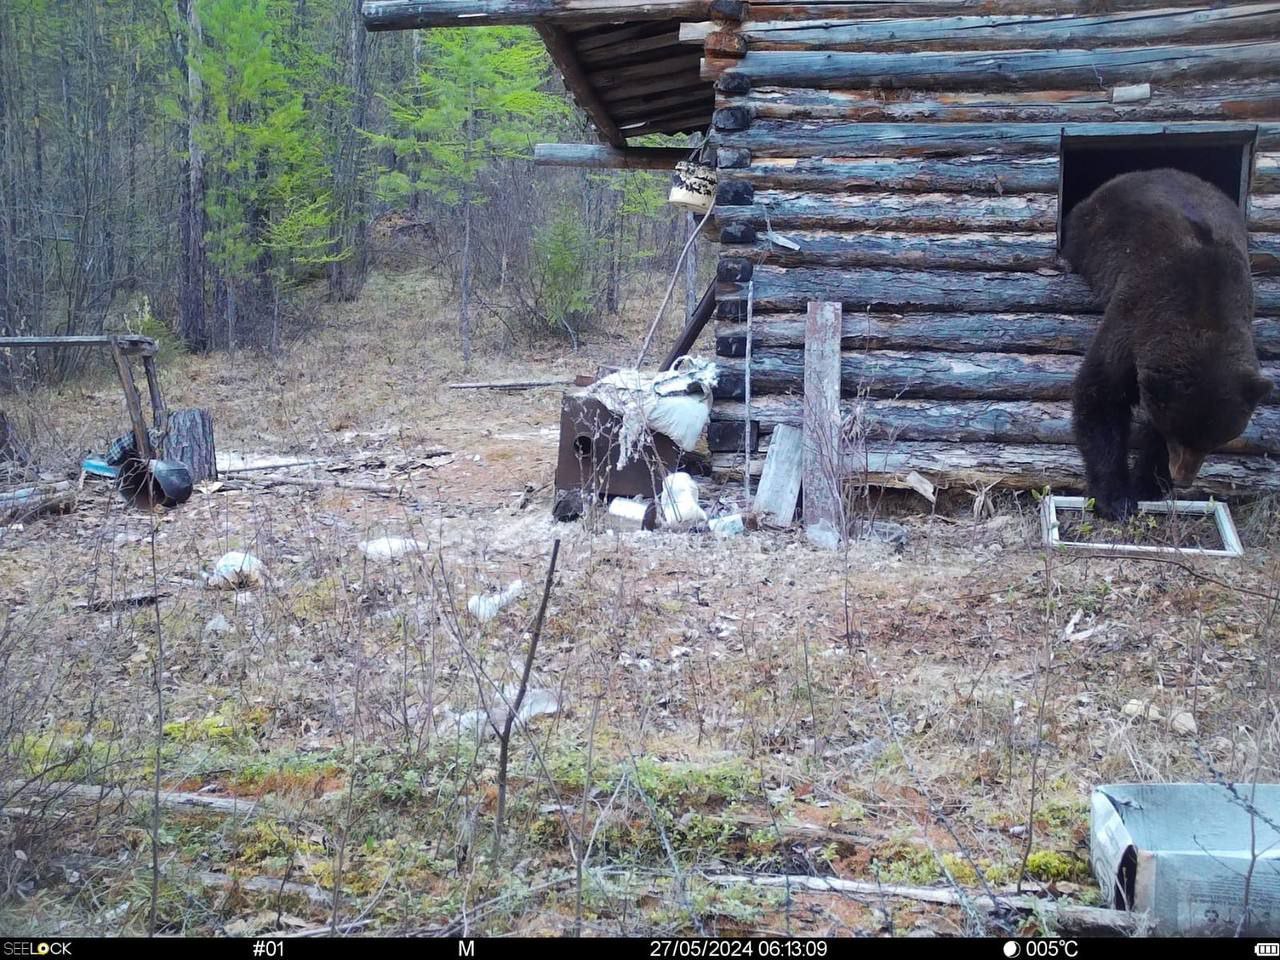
[619, 109, 714, 135]
[752, 422, 803, 524]
[660, 279, 717, 370]
[536, 24, 626, 147]
[712, 120, 1280, 159]
[110, 344, 153, 461]
[141, 355, 167, 438]
[716, 265, 1280, 314]
[723, 81, 1280, 124]
[534, 143, 693, 168]
[689, 5, 1280, 52]
[729, 230, 1064, 271]
[362, 0, 708, 29]
[714, 191, 1058, 231]
[712, 440, 1280, 494]
[706, 41, 1280, 90]
[731, 155, 1059, 194]
[803, 301, 842, 530]
[0, 335, 157, 356]
[611, 88, 714, 120]
[712, 397, 1280, 454]
[716, 313, 1280, 357]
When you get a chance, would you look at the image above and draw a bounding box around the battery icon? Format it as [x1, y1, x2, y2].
[1255, 944, 1279, 956]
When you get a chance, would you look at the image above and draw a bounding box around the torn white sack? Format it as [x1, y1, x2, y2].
[586, 357, 718, 468]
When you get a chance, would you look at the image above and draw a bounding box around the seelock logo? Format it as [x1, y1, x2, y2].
[3, 944, 72, 956]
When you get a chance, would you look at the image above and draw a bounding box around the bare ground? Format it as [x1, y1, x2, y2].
[2, 265, 1278, 938]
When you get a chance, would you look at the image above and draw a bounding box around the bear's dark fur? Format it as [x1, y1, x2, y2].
[1063, 168, 1272, 520]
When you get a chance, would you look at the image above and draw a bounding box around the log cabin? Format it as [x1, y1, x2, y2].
[363, 0, 1280, 500]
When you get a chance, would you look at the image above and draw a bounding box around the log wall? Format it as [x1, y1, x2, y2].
[702, 1, 1280, 495]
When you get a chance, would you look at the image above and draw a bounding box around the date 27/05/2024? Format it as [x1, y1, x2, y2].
[649, 942, 829, 958]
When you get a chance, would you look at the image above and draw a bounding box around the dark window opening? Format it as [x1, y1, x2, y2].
[1058, 130, 1257, 249]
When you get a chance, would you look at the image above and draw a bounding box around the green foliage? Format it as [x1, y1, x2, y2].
[530, 211, 597, 338]
[377, 27, 568, 206]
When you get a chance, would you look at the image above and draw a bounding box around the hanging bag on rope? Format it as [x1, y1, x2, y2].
[668, 139, 716, 214]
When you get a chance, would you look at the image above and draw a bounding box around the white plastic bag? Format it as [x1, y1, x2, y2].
[467, 580, 524, 622]
[588, 357, 718, 467]
[658, 472, 706, 527]
[206, 551, 265, 590]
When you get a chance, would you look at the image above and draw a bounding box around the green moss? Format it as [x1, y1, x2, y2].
[1024, 849, 1090, 883]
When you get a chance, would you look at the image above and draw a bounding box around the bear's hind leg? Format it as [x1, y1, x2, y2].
[1132, 421, 1173, 503]
[1073, 350, 1136, 520]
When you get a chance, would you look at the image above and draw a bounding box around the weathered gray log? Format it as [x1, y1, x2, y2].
[164, 407, 217, 483]
[536, 25, 626, 146]
[705, 42, 1280, 90]
[714, 190, 1058, 231]
[361, 0, 707, 29]
[722, 81, 1280, 125]
[1260, 153, 1280, 192]
[714, 348, 1280, 403]
[754, 422, 804, 524]
[730, 231, 1064, 271]
[717, 265, 1280, 315]
[748, 0, 1216, 13]
[710, 440, 1280, 494]
[712, 120, 1280, 159]
[716, 313, 1280, 358]
[715, 348, 1079, 400]
[713, 397, 1280, 454]
[685, 5, 1280, 52]
[1252, 194, 1280, 231]
[0, 480, 76, 521]
[718, 265, 1100, 314]
[803, 301, 843, 530]
[727, 229, 1280, 274]
[731, 155, 1060, 194]
[534, 143, 693, 169]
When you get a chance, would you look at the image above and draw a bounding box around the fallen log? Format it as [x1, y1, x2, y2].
[709, 873, 1152, 936]
[248, 474, 401, 495]
[448, 378, 574, 390]
[1, 781, 260, 819]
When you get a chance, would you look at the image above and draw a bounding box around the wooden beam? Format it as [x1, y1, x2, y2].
[659, 279, 716, 370]
[535, 24, 626, 147]
[0, 335, 158, 356]
[706, 41, 1280, 90]
[362, 0, 708, 30]
[715, 190, 1058, 232]
[534, 143, 691, 169]
[713, 121, 1280, 160]
[803, 301, 842, 530]
[110, 344, 154, 461]
[712, 440, 1280, 495]
[723, 80, 1280, 125]
[713, 397, 1280, 456]
[686, 5, 1280, 52]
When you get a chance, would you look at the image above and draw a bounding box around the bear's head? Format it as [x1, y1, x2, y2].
[1139, 362, 1273, 485]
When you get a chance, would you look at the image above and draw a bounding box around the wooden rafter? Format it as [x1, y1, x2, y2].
[535, 23, 627, 146]
[534, 143, 692, 168]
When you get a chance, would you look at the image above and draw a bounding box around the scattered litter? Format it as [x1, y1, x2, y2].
[658, 472, 706, 527]
[467, 580, 524, 622]
[587, 357, 718, 467]
[903, 470, 936, 505]
[358, 536, 427, 561]
[206, 552, 265, 590]
[203, 614, 233, 637]
[708, 513, 744, 538]
[806, 519, 842, 551]
[606, 497, 653, 533]
[443, 686, 560, 739]
[1110, 82, 1151, 104]
[764, 229, 801, 251]
[1091, 782, 1280, 935]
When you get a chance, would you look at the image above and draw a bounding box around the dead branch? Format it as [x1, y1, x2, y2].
[709, 874, 1151, 936]
[246, 474, 401, 495]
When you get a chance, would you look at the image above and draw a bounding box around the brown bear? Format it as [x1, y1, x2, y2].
[1063, 167, 1272, 520]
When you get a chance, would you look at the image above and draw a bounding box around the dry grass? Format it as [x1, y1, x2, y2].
[1, 263, 1278, 938]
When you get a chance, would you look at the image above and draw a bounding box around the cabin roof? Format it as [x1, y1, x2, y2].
[362, 1, 715, 146]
